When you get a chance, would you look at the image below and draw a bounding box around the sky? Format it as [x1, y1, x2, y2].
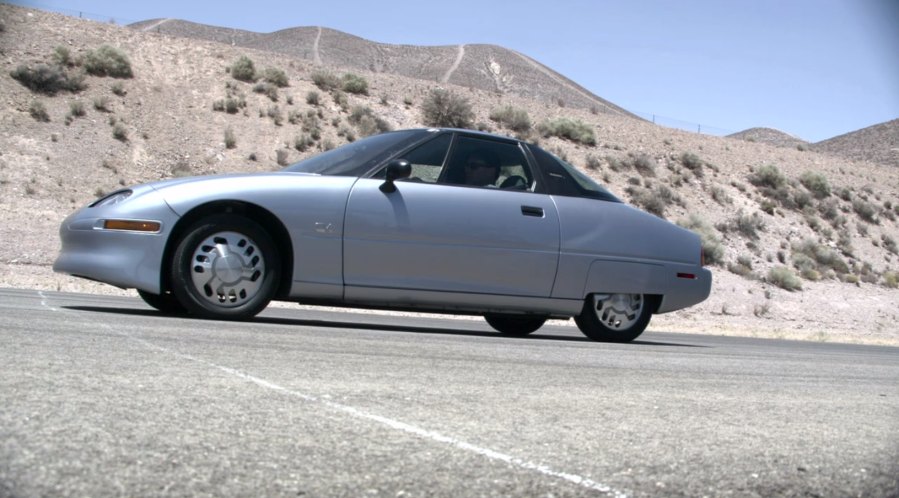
[10, 0, 899, 142]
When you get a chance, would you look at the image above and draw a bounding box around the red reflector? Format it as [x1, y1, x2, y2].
[677, 272, 697, 280]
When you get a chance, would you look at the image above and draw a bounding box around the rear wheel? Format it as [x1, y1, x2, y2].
[170, 214, 280, 320]
[137, 289, 186, 314]
[485, 314, 547, 336]
[574, 293, 652, 343]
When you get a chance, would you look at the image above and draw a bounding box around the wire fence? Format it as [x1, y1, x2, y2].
[631, 111, 737, 137]
[11, 1, 741, 138]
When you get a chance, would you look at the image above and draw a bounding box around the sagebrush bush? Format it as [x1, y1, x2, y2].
[680, 152, 704, 173]
[311, 71, 340, 91]
[768, 266, 802, 291]
[792, 238, 850, 276]
[631, 153, 656, 177]
[10, 64, 86, 95]
[253, 82, 279, 101]
[537, 118, 596, 146]
[489, 105, 532, 133]
[799, 171, 831, 199]
[261, 67, 289, 87]
[52, 46, 73, 67]
[349, 105, 391, 137]
[628, 184, 678, 218]
[342, 73, 369, 95]
[678, 215, 724, 266]
[112, 122, 127, 141]
[422, 89, 474, 128]
[749, 164, 787, 190]
[224, 127, 236, 149]
[230, 56, 256, 82]
[29, 101, 50, 122]
[83, 45, 133, 78]
[852, 199, 878, 223]
[306, 91, 321, 106]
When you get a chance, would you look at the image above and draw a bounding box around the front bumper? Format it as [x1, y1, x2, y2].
[53, 188, 180, 293]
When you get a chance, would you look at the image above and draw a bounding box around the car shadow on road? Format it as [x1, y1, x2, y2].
[64, 305, 707, 348]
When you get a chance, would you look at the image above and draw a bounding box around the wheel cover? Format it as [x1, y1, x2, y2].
[591, 293, 644, 330]
[189, 231, 265, 308]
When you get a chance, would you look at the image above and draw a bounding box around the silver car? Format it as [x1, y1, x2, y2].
[54, 128, 711, 342]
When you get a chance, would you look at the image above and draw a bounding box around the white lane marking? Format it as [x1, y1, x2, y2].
[38, 294, 626, 497]
[38, 290, 58, 311]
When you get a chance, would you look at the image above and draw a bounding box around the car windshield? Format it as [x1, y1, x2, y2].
[283, 130, 429, 176]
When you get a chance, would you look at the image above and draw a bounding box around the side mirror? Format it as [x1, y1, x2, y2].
[379, 159, 412, 193]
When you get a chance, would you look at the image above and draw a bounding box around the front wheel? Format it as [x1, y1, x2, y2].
[574, 293, 652, 343]
[170, 214, 280, 320]
[485, 314, 547, 336]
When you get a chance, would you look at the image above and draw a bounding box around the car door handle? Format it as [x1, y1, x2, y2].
[521, 205, 544, 217]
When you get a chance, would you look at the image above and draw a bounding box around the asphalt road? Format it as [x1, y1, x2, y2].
[1, 288, 897, 497]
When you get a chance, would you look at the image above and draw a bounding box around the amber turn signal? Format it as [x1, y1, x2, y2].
[103, 220, 161, 232]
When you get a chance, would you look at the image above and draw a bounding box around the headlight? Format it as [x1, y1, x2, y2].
[89, 189, 132, 208]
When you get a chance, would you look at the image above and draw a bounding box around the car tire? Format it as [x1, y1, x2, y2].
[485, 314, 547, 336]
[574, 293, 652, 343]
[170, 214, 280, 320]
[137, 289, 186, 314]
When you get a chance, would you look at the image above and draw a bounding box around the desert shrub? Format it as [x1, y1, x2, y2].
[253, 82, 279, 101]
[348, 105, 391, 137]
[537, 118, 596, 146]
[736, 211, 765, 239]
[230, 56, 256, 82]
[710, 185, 732, 205]
[52, 46, 73, 67]
[93, 96, 111, 112]
[678, 215, 724, 266]
[112, 122, 127, 141]
[276, 149, 289, 166]
[793, 191, 813, 210]
[83, 45, 133, 78]
[768, 266, 802, 291]
[628, 184, 678, 218]
[852, 199, 878, 223]
[884, 271, 899, 289]
[111, 81, 126, 96]
[341, 73, 369, 95]
[631, 153, 656, 177]
[489, 105, 532, 133]
[422, 88, 474, 128]
[311, 70, 340, 91]
[799, 171, 831, 199]
[883, 235, 898, 255]
[294, 133, 314, 152]
[680, 152, 704, 177]
[749, 164, 787, 190]
[585, 155, 601, 171]
[10, 64, 86, 95]
[751, 172, 799, 208]
[224, 127, 236, 149]
[306, 91, 321, 106]
[728, 254, 755, 277]
[29, 101, 50, 122]
[69, 101, 85, 117]
[266, 105, 283, 126]
[261, 67, 289, 87]
[792, 238, 850, 276]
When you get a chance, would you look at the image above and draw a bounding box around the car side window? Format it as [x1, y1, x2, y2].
[373, 133, 451, 183]
[529, 145, 621, 202]
[440, 136, 534, 190]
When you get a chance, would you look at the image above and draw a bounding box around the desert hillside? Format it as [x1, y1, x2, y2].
[1, 4, 897, 344]
[128, 18, 634, 118]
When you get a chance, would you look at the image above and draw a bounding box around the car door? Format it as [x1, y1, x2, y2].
[343, 133, 561, 298]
